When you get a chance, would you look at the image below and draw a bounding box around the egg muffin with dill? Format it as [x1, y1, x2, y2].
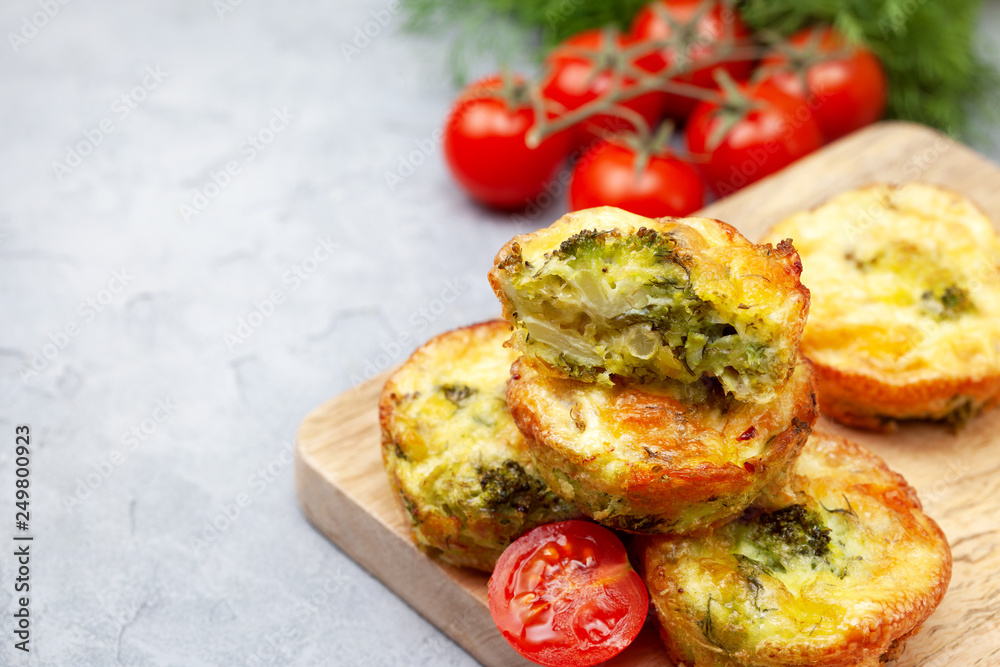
[764, 183, 1000, 430]
[640, 430, 952, 667]
[505, 356, 818, 535]
[489, 207, 810, 403]
[380, 320, 579, 572]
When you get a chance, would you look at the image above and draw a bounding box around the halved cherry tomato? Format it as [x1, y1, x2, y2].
[443, 75, 572, 210]
[631, 0, 755, 119]
[759, 26, 888, 141]
[488, 520, 648, 667]
[569, 136, 704, 218]
[685, 77, 823, 196]
[541, 29, 666, 147]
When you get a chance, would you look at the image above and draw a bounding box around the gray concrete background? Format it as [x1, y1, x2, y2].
[0, 1, 997, 665]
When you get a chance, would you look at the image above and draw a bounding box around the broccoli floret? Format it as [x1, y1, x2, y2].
[551, 227, 681, 268]
[922, 284, 974, 320]
[502, 223, 793, 399]
[497, 242, 524, 273]
[939, 285, 974, 317]
[478, 461, 547, 514]
[735, 504, 831, 572]
[552, 228, 622, 262]
[940, 285, 970, 312]
[440, 383, 476, 406]
[544, 229, 774, 383]
[757, 505, 831, 558]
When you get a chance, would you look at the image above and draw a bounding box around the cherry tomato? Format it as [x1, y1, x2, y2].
[569, 139, 704, 217]
[488, 520, 648, 667]
[686, 79, 824, 196]
[541, 29, 666, 147]
[631, 0, 755, 119]
[443, 75, 572, 210]
[760, 26, 888, 141]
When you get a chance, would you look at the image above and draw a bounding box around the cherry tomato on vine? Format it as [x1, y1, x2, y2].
[488, 520, 648, 667]
[686, 77, 823, 196]
[443, 75, 572, 210]
[569, 134, 704, 218]
[541, 29, 666, 147]
[759, 26, 888, 141]
[631, 0, 755, 119]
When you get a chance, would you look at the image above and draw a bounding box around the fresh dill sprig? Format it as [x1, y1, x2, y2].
[737, 0, 998, 137]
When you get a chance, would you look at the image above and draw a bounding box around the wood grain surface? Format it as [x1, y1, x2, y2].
[296, 121, 1000, 667]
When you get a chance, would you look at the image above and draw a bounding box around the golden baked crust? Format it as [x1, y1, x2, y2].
[489, 207, 810, 403]
[379, 320, 578, 572]
[763, 183, 1000, 430]
[641, 431, 952, 667]
[505, 356, 818, 534]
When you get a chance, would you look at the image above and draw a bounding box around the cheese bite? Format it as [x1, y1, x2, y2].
[641, 431, 952, 667]
[379, 321, 579, 572]
[489, 207, 810, 403]
[764, 183, 1000, 430]
[505, 356, 818, 534]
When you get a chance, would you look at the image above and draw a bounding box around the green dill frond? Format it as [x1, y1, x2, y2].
[737, 0, 998, 137]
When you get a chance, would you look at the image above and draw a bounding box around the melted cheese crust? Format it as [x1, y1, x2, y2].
[642, 431, 952, 667]
[379, 321, 578, 571]
[764, 183, 1000, 428]
[506, 357, 818, 534]
[489, 206, 810, 403]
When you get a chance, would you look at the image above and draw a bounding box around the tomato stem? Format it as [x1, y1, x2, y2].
[529, 31, 764, 145]
[498, 68, 531, 110]
[704, 68, 764, 150]
[752, 27, 857, 89]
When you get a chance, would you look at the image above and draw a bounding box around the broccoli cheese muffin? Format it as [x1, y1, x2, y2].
[505, 356, 818, 534]
[489, 207, 810, 403]
[380, 321, 579, 571]
[641, 431, 952, 667]
[764, 183, 1000, 430]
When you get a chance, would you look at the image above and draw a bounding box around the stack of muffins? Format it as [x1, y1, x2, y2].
[489, 207, 817, 536]
[380, 206, 951, 667]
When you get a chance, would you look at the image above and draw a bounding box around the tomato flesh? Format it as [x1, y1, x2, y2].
[760, 26, 887, 141]
[489, 521, 648, 667]
[443, 76, 571, 210]
[569, 141, 704, 218]
[686, 80, 824, 196]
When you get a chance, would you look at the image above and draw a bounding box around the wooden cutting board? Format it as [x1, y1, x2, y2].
[296, 121, 1000, 667]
